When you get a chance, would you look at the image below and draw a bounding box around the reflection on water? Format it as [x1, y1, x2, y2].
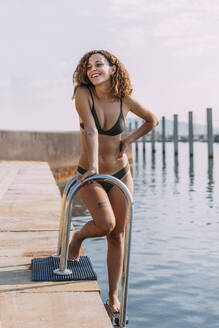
[189, 156, 194, 189]
[162, 152, 166, 170]
[174, 155, 179, 184]
[207, 158, 214, 206]
[151, 152, 156, 170]
[135, 144, 139, 163]
[162, 153, 167, 191]
[143, 145, 146, 163]
[71, 143, 219, 328]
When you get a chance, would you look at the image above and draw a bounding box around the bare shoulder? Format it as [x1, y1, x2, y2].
[74, 86, 96, 128]
[123, 95, 159, 124]
[75, 86, 90, 101]
[75, 86, 92, 109]
[123, 95, 145, 111]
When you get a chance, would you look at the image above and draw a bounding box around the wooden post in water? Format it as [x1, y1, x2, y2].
[173, 114, 178, 156]
[162, 116, 166, 154]
[188, 111, 194, 157]
[135, 120, 138, 155]
[142, 120, 146, 159]
[129, 121, 132, 132]
[207, 108, 213, 158]
[151, 128, 156, 153]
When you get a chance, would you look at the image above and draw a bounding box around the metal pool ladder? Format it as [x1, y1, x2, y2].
[52, 174, 134, 328]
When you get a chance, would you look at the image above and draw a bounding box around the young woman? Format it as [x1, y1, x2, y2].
[69, 50, 159, 313]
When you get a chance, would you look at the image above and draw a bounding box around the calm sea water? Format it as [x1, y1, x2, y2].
[72, 142, 219, 328]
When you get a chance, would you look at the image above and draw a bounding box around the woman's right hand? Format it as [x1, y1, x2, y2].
[77, 167, 99, 184]
[117, 139, 129, 159]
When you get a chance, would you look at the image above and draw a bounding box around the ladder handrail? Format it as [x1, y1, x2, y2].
[53, 176, 77, 257]
[53, 174, 134, 328]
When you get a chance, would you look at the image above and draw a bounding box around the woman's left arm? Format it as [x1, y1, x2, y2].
[118, 96, 159, 158]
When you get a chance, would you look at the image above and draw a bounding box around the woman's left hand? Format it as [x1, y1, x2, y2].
[118, 139, 129, 159]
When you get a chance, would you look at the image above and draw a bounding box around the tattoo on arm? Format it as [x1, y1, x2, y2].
[97, 201, 108, 209]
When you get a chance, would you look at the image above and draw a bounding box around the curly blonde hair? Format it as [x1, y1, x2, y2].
[72, 50, 133, 100]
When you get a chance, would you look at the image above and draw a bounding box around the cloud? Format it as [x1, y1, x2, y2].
[113, 26, 147, 50]
[153, 8, 219, 56]
[108, 0, 219, 57]
[27, 77, 68, 90]
[110, 0, 146, 19]
[0, 79, 11, 88]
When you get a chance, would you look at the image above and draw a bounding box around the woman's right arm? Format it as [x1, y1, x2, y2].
[75, 87, 99, 179]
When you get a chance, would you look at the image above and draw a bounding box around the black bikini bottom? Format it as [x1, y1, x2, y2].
[77, 163, 129, 193]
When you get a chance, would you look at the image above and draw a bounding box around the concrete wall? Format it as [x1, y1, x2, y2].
[0, 130, 81, 170]
[0, 130, 133, 182]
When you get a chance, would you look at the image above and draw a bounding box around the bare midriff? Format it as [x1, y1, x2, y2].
[78, 131, 129, 174]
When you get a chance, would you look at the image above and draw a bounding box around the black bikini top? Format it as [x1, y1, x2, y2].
[80, 88, 125, 136]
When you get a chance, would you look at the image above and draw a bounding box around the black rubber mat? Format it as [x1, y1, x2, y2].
[31, 256, 97, 281]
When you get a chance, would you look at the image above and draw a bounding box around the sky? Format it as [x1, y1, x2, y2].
[0, 0, 219, 131]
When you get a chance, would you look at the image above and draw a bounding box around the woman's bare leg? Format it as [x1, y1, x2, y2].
[69, 182, 116, 260]
[107, 171, 133, 312]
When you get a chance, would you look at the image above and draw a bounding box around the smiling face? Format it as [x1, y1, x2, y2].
[86, 53, 116, 86]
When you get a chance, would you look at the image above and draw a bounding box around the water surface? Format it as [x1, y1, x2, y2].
[73, 142, 219, 328]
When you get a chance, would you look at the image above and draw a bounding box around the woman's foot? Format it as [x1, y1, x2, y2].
[68, 232, 81, 262]
[108, 295, 120, 313]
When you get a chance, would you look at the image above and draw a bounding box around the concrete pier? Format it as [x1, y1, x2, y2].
[0, 161, 113, 328]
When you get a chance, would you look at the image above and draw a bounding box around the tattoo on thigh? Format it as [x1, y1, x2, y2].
[97, 201, 108, 209]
